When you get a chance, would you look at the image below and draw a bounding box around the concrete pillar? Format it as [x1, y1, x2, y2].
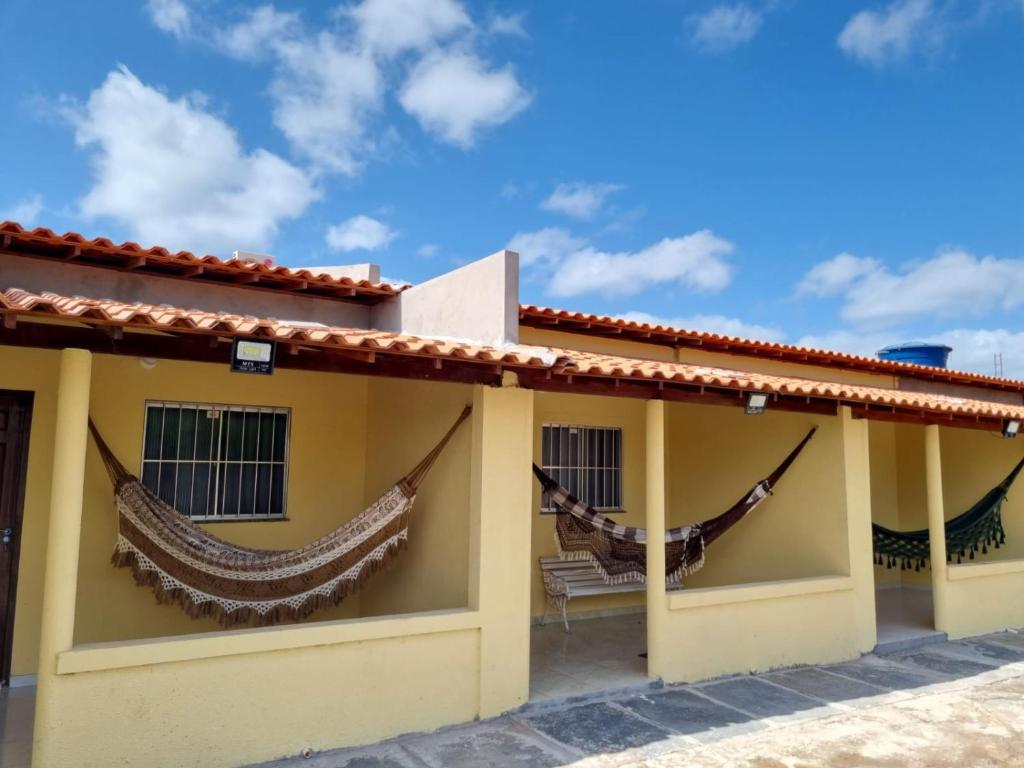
[645, 399, 668, 680]
[924, 425, 949, 633]
[840, 407, 877, 653]
[468, 380, 534, 717]
[32, 348, 92, 768]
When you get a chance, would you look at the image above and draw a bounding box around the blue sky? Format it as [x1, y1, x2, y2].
[2, 0, 1023, 375]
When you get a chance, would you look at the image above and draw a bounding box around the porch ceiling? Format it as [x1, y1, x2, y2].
[1, 287, 1022, 432]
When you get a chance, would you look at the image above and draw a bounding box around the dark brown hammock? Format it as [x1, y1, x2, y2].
[533, 428, 817, 585]
[88, 406, 472, 626]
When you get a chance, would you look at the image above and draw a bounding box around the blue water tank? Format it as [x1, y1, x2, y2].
[877, 342, 953, 368]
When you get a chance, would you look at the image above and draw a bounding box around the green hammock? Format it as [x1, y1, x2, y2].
[873, 456, 1024, 571]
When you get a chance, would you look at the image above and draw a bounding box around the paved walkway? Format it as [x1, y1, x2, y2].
[253, 629, 1024, 768]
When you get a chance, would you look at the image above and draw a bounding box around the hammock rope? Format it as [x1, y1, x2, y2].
[87, 405, 472, 626]
[533, 427, 817, 586]
[872, 455, 1024, 570]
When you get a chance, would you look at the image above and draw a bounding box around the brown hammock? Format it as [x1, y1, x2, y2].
[88, 406, 472, 626]
[533, 427, 816, 586]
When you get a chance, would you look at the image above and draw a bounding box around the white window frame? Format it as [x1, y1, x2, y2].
[540, 423, 623, 513]
[140, 401, 291, 522]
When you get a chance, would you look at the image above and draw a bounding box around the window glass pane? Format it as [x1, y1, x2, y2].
[270, 465, 286, 517]
[175, 464, 193, 517]
[178, 408, 197, 461]
[256, 463, 272, 512]
[241, 411, 260, 462]
[160, 406, 181, 460]
[143, 407, 163, 460]
[223, 411, 243, 462]
[257, 412, 275, 462]
[195, 410, 215, 461]
[541, 427, 552, 467]
[239, 463, 257, 516]
[141, 461, 159, 491]
[272, 413, 287, 461]
[158, 464, 177, 506]
[220, 463, 241, 516]
[191, 463, 212, 518]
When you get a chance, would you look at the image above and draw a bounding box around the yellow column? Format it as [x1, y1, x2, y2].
[469, 379, 534, 717]
[924, 424, 949, 633]
[645, 399, 667, 680]
[32, 349, 92, 768]
[840, 407, 877, 653]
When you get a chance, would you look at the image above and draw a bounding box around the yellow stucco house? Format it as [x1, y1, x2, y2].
[0, 220, 1021, 767]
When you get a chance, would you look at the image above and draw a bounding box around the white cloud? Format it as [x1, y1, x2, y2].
[541, 181, 622, 219]
[690, 4, 763, 52]
[146, 0, 192, 39]
[218, 5, 301, 60]
[399, 50, 531, 147]
[3, 194, 44, 226]
[71, 67, 317, 255]
[270, 36, 383, 173]
[347, 0, 470, 57]
[488, 12, 527, 38]
[551, 232, 734, 298]
[933, 328, 1024, 379]
[416, 243, 439, 257]
[798, 248, 1024, 328]
[509, 227, 734, 298]
[797, 252, 882, 296]
[326, 214, 396, 252]
[204, 0, 530, 171]
[507, 227, 587, 267]
[620, 311, 784, 341]
[838, 0, 936, 66]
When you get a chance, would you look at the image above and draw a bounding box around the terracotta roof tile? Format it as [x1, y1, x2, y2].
[0, 221, 400, 302]
[558, 348, 1024, 422]
[0, 289, 558, 368]
[2, 287, 1021, 424]
[520, 304, 1024, 391]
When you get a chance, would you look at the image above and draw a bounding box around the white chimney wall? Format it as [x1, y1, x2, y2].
[370, 250, 519, 347]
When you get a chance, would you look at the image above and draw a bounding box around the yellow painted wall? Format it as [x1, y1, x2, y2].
[936, 426, 1024, 638]
[649, 408, 876, 683]
[530, 391, 648, 617]
[938, 427, 1024, 562]
[41, 612, 483, 768]
[32, 379, 536, 767]
[3, 346, 477, 676]
[0, 346, 60, 678]
[665, 402, 849, 586]
[359, 377, 473, 617]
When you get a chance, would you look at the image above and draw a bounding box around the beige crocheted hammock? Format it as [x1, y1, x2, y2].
[88, 406, 472, 626]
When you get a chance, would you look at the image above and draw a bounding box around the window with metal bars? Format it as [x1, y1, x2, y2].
[540, 423, 622, 513]
[140, 402, 290, 521]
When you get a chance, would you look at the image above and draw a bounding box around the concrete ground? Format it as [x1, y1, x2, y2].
[253, 629, 1024, 768]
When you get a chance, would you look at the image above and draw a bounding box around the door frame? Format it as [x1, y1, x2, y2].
[0, 390, 33, 686]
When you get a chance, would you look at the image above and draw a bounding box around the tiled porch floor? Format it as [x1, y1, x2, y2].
[875, 587, 943, 650]
[530, 612, 648, 701]
[0, 685, 34, 768]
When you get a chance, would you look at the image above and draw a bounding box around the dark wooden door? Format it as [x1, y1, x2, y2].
[0, 391, 32, 686]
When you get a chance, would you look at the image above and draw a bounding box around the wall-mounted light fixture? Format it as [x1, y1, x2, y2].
[1003, 419, 1021, 439]
[745, 392, 769, 415]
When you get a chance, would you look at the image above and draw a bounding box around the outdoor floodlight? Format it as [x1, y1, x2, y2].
[745, 392, 769, 415]
[1003, 419, 1021, 439]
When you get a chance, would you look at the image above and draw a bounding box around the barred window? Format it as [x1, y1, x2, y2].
[541, 424, 622, 513]
[140, 402, 290, 521]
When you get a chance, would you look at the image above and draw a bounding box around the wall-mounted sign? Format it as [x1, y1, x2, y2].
[231, 338, 276, 375]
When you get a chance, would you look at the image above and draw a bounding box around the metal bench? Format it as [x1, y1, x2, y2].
[539, 556, 645, 632]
